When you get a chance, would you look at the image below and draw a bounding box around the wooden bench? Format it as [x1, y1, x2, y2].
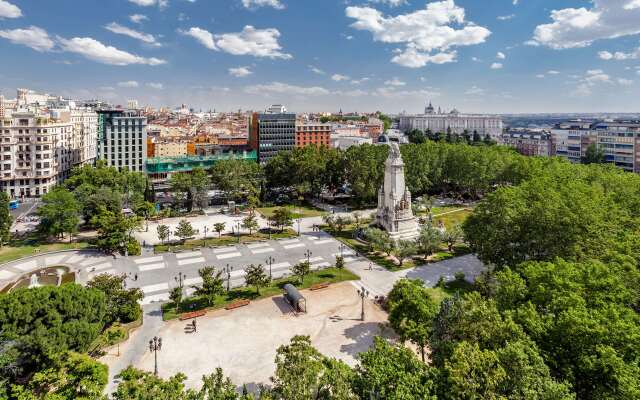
[310, 282, 330, 291]
[225, 299, 250, 310]
[179, 310, 206, 321]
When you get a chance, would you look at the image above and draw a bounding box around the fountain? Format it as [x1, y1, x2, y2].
[1, 266, 75, 293]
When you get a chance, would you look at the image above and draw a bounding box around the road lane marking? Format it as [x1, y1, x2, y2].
[176, 251, 202, 259]
[141, 282, 169, 294]
[283, 243, 305, 249]
[271, 262, 291, 270]
[177, 257, 206, 266]
[213, 246, 237, 254]
[252, 248, 274, 254]
[313, 239, 333, 245]
[247, 242, 270, 249]
[142, 292, 170, 305]
[299, 256, 323, 263]
[12, 260, 37, 271]
[0, 270, 16, 280]
[138, 263, 165, 272]
[280, 238, 300, 244]
[217, 252, 242, 260]
[134, 256, 164, 264]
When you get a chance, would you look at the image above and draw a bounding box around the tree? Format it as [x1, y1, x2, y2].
[334, 215, 352, 234]
[192, 267, 225, 306]
[392, 240, 417, 267]
[91, 208, 142, 254]
[582, 143, 606, 164]
[0, 192, 11, 248]
[444, 224, 463, 252]
[157, 224, 170, 244]
[190, 167, 210, 210]
[363, 227, 390, 253]
[210, 159, 263, 202]
[271, 335, 356, 400]
[322, 215, 336, 232]
[213, 222, 226, 238]
[271, 208, 293, 232]
[169, 287, 183, 312]
[193, 368, 243, 400]
[244, 264, 270, 295]
[387, 279, 439, 362]
[38, 187, 81, 240]
[170, 172, 195, 212]
[87, 274, 143, 324]
[353, 337, 437, 400]
[416, 224, 442, 259]
[113, 367, 190, 400]
[175, 219, 196, 242]
[242, 214, 259, 235]
[292, 261, 310, 285]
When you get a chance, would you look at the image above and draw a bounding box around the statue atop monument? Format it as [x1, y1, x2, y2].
[375, 143, 420, 240]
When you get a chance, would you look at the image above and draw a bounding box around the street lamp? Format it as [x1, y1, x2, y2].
[174, 272, 186, 290]
[224, 264, 233, 292]
[149, 336, 162, 376]
[339, 243, 346, 258]
[203, 226, 208, 246]
[266, 256, 275, 280]
[297, 217, 301, 236]
[358, 286, 369, 321]
[236, 221, 241, 243]
[304, 249, 313, 265]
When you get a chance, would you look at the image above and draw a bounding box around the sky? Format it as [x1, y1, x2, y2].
[0, 0, 639, 114]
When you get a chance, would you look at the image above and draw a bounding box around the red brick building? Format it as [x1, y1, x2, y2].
[295, 123, 331, 148]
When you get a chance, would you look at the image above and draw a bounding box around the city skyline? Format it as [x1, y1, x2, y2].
[0, 0, 639, 113]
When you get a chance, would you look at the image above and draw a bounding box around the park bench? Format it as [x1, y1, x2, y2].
[179, 310, 206, 321]
[310, 282, 330, 291]
[225, 299, 250, 310]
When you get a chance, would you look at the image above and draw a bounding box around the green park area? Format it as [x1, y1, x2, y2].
[154, 229, 298, 253]
[256, 204, 327, 219]
[0, 236, 90, 265]
[161, 267, 359, 320]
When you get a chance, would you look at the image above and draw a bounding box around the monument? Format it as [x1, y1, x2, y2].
[375, 143, 420, 240]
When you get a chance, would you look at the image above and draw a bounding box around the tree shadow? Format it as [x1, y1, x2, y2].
[339, 321, 383, 358]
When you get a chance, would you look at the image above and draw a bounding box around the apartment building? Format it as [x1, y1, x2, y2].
[592, 121, 640, 172]
[0, 110, 97, 197]
[549, 120, 596, 163]
[295, 123, 331, 148]
[97, 109, 147, 172]
[501, 129, 552, 157]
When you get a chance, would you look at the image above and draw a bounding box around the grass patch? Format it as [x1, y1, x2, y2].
[162, 267, 359, 321]
[425, 277, 476, 304]
[155, 229, 297, 253]
[88, 318, 142, 355]
[257, 204, 327, 219]
[0, 234, 91, 265]
[433, 209, 472, 230]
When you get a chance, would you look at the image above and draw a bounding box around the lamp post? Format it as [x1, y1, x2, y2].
[358, 286, 369, 321]
[304, 249, 312, 265]
[265, 256, 275, 280]
[297, 217, 301, 236]
[203, 226, 208, 246]
[236, 221, 241, 243]
[339, 243, 346, 258]
[149, 336, 162, 376]
[174, 272, 186, 290]
[224, 264, 233, 292]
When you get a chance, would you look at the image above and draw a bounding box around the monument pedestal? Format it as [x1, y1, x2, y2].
[375, 143, 419, 241]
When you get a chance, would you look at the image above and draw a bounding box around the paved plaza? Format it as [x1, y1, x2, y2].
[101, 282, 391, 391]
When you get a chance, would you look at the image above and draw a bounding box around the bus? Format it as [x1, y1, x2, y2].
[9, 200, 19, 210]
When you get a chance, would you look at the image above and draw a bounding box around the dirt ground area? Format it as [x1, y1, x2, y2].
[108, 282, 390, 390]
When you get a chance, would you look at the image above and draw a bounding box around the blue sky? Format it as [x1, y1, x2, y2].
[0, 0, 639, 113]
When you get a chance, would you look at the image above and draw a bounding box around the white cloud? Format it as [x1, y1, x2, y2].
[128, 0, 168, 8]
[465, 85, 484, 95]
[58, 37, 166, 65]
[334, 89, 369, 97]
[241, 0, 284, 9]
[570, 68, 632, 95]
[598, 48, 640, 60]
[118, 80, 139, 88]
[182, 25, 291, 59]
[497, 14, 515, 21]
[536, 74, 546, 78]
[0, 0, 21, 18]
[351, 77, 370, 84]
[624, 0, 640, 10]
[496, 51, 505, 59]
[105, 22, 160, 46]
[229, 66, 253, 77]
[216, 26, 291, 59]
[179, 27, 216, 49]
[147, 82, 164, 89]
[129, 14, 148, 24]
[309, 65, 325, 75]
[331, 74, 350, 81]
[618, 78, 634, 85]
[244, 82, 330, 96]
[0, 26, 54, 52]
[384, 77, 406, 86]
[376, 87, 440, 99]
[490, 62, 503, 69]
[346, 0, 491, 68]
[547, 70, 560, 74]
[531, 0, 640, 49]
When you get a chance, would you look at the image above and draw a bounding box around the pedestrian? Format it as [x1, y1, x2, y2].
[193, 319, 197, 332]
[134, 273, 138, 281]
[368, 262, 373, 271]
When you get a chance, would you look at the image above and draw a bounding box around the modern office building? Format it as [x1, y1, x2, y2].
[295, 123, 331, 148]
[0, 109, 97, 197]
[399, 102, 503, 139]
[249, 106, 296, 164]
[97, 109, 147, 172]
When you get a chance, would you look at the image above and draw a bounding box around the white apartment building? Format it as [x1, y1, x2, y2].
[97, 109, 147, 172]
[0, 110, 98, 198]
[399, 102, 503, 138]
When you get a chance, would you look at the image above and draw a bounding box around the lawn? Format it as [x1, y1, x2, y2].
[0, 235, 90, 265]
[424, 276, 476, 304]
[154, 229, 297, 253]
[162, 267, 360, 320]
[433, 209, 473, 230]
[257, 204, 327, 219]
